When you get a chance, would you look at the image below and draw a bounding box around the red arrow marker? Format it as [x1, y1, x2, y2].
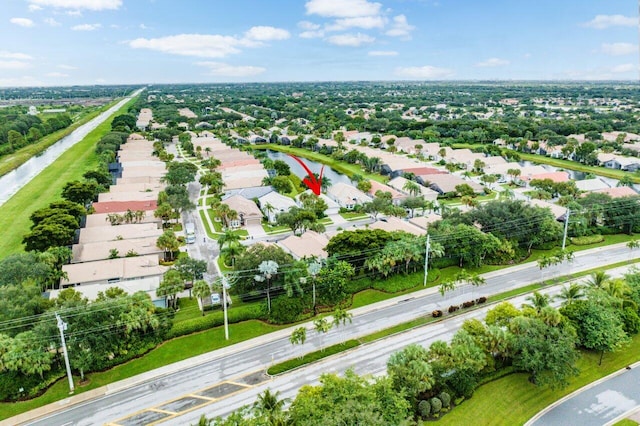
[288, 154, 324, 195]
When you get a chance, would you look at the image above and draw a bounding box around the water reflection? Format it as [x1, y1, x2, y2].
[0, 90, 142, 206]
[265, 150, 353, 186]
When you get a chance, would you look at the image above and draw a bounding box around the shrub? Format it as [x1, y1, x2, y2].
[168, 304, 265, 338]
[432, 310, 443, 318]
[476, 296, 487, 304]
[439, 391, 451, 408]
[570, 234, 604, 245]
[430, 397, 442, 414]
[448, 305, 460, 313]
[418, 399, 431, 418]
[269, 296, 306, 324]
[462, 300, 476, 308]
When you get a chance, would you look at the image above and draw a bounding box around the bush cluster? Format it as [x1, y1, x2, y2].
[432, 310, 443, 318]
[168, 304, 265, 338]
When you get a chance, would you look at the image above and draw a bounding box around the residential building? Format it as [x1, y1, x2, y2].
[277, 231, 330, 259]
[60, 254, 167, 288]
[222, 194, 263, 227]
[326, 182, 372, 210]
[258, 191, 298, 223]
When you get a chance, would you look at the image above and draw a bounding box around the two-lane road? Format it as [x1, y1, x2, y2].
[15, 243, 639, 426]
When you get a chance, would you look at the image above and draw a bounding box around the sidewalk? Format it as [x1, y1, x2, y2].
[4, 243, 637, 425]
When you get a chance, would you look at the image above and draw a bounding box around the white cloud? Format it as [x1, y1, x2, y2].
[58, 64, 77, 69]
[46, 72, 69, 77]
[44, 17, 61, 26]
[130, 29, 289, 58]
[298, 21, 321, 30]
[28, 4, 43, 11]
[244, 26, 290, 42]
[130, 34, 245, 58]
[601, 42, 637, 56]
[385, 14, 414, 38]
[27, 0, 122, 11]
[395, 65, 454, 79]
[10, 18, 35, 27]
[326, 16, 385, 31]
[66, 10, 82, 16]
[71, 23, 101, 31]
[305, 0, 382, 18]
[611, 63, 635, 73]
[139, 23, 149, 30]
[583, 14, 636, 29]
[368, 50, 398, 56]
[326, 32, 375, 47]
[0, 60, 32, 70]
[0, 76, 43, 87]
[196, 61, 266, 77]
[300, 30, 324, 38]
[0, 51, 33, 60]
[475, 57, 510, 67]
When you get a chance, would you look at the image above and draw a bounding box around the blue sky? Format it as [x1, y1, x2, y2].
[1, 0, 638, 86]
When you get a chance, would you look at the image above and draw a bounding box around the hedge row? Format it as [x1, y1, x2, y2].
[570, 234, 604, 245]
[168, 304, 265, 339]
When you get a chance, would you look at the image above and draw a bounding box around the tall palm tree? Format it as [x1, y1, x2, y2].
[555, 283, 584, 306]
[255, 260, 279, 313]
[603, 278, 634, 309]
[403, 180, 421, 197]
[218, 229, 241, 249]
[221, 241, 245, 267]
[192, 280, 212, 316]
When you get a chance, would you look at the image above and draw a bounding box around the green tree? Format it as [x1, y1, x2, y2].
[156, 230, 179, 261]
[254, 260, 279, 313]
[387, 343, 435, 405]
[61, 180, 99, 205]
[193, 280, 212, 316]
[157, 269, 184, 309]
[23, 223, 75, 252]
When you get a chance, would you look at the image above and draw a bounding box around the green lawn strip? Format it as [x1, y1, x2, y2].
[0, 320, 284, 421]
[438, 334, 640, 426]
[0, 101, 117, 177]
[217, 256, 233, 273]
[614, 420, 639, 426]
[254, 144, 387, 183]
[198, 209, 216, 239]
[267, 340, 360, 375]
[340, 212, 368, 220]
[0, 97, 137, 257]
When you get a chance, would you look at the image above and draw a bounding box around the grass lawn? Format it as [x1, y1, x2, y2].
[262, 223, 291, 234]
[0, 97, 138, 257]
[254, 144, 387, 183]
[614, 420, 639, 426]
[438, 334, 640, 426]
[0, 320, 285, 421]
[340, 211, 368, 220]
[0, 102, 117, 177]
[199, 209, 216, 239]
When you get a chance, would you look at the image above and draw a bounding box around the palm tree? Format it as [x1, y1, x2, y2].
[603, 279, 634, 309]
[555, 283, 584, 305]
[263, 202, 276, 223]
[586, 270, 610, 288]
[314, 317, 332, 351]
[522, 291, 550, 313]
[193, 280, 212, 316]
[221, 241, 245, 267]
[156, 230, 180, 261]
[218, 229, 241, 249]
[255, 260, 279, 313]
[403, 180, 421, 197]
[253, 389, 289, 424]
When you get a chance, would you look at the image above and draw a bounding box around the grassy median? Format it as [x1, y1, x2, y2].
[0, 97, 137, 257]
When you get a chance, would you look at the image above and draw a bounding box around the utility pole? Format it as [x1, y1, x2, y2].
[423, 234, 431, 287]
[55, 312, 74, 394]
[222, 277, 229, 341]
[561, 209, 571, 251]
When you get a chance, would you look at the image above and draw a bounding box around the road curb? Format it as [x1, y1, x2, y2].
[524, 360, 640, 426]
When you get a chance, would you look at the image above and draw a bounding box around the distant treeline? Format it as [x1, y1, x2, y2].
[0, 112, 72, 156]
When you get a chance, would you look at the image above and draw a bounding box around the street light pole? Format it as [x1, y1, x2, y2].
[562, 209, 571, 251]
[222, 277, 229, 341]
[55, 312, 74, 394]
[423, 234, 431, 287]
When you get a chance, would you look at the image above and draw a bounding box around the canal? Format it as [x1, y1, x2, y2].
[265, 150, 353, 186]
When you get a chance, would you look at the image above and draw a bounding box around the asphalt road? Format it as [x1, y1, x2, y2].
[18, 243, 639, 426]
[530, 365, 640, 426]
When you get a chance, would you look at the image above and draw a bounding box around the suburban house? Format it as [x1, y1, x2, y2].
[597, 153, 640, 172]
[423, 174, 484, 195]
[408, 214, 442, 230]
[368, 216, 425, 236]
[277, 231, 330, 259]
[387, 176, 439, 202]
[71, 236, 163, 263]
[522, 171, 570, 185]
[50, 276, 164, 305]
[592, 187, 639, 198]
[78, 223, 163, 244]
[60, 255, 167, 289]
[367, 181, 408, 206]
[85, 211, 160, 227]
[528, 199, 568, 221]
[326, 182, 372, 210]
[222, 194, 263, 228]
[295, 190, 341, 216]
[258, 191, 298, 223]
[136, 108, 153, 131]
[575, 178, 610, 193]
